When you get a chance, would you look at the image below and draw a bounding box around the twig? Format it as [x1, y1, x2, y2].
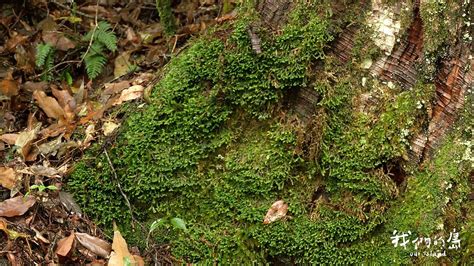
[80, 0, 100, 64]
[50, 1, 96, 19]
[32, 60, 81, 79]
[103, 148, 135, 222]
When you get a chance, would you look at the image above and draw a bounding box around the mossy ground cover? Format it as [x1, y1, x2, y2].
[68, 1, 472, 263]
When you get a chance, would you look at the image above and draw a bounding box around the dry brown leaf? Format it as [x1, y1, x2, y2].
[75, 232, 111, 258]
[38, 135, 63, 156]
[82, 123, 95, 148]
[263, 200, 288, 224]
[15, 126, 40, 160]
[43, 31, 76, 51]
[15, 128, 37, 149]
[108, 224, 136, 266]
[0, 195, 36, 217]
[0, 133, 18, 145]
[0, 218, 29, 240]
[0, 167, 18, 190]
[56, 232, 75, 257]
[112, 85, 144, 106]
[33, 90, 65, 120]
[102, 121, 120, 136]
[23, 81, 48, 92]
[132, 255, 145, 266]
[0, 78, 19, 97]
[28, 165, 60, 178]
[114, 51, 132, 78]
[52, 87, 76, 111]
[103, 81, 130, 96]
[5, 32, 28, 52]
[59, 191, 82, 216]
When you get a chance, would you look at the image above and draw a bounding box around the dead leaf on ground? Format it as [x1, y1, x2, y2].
[263, 200, 288, 224]
[59, 191, 82, 216]
[75, 232, 111, 258]
[0, 133, 18, 145]
[0, 195, 36, 217]
[103, 81, 130, 96]
[0, 167, 19, 190]
[0, 71, 19, 97]
[0, 218, 29, 240]
[25, 165, 60, 178]
[114, 51, 132, 78]
[112, 85, 144, 106]
[43, 31, 76, 51]
[56, 232, 75, 257]
[33, 90, 65, 120]
[15, 125, 40, 160]
[23, 81, 48, 93]
[102, 121, 120, 136]
[5, 32, 28, 52]
[108, 223, 137, 266]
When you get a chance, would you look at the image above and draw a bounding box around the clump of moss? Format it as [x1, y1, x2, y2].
[68, 1, 472, 264]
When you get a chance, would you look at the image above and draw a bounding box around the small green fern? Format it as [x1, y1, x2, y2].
[82, 21, 117, 79]
[35, 43, 55, 81]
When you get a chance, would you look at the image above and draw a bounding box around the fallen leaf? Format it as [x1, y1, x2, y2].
[23, 81, 48, 93]
[38, 135, 63, 156]
[0, 78, 19, 97]
[103, 81, 130, 96]
[15, 128, 37, 149]
[102, 121, 120, 136]
[28, 165, 60, 178]
[112, 85, 144, 106]
[33, 90, 65, 120]
[56, 232, 75, 257]
[43, 31, 76, 51]
[5, 32, 28, 52]
[32, 226, 50, 244]
[263, 200, 288, 224]
[108, 224, 136, 266]
[0, 195, 36, 217]
[59, 191, 82, 216]
[0, 167, 18, 190]
[132, 255, 145, 266]
[114, 51, 132, 78]
[0, 133, 18, 145]
[0, 218, 29, 240]
[15, 126, 40, 160]
[75, 232, 111, 258]
[82, 123, 95, 147]
[52, 87, 76, 111]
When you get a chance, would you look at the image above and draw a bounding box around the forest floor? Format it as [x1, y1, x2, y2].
[0, 0, 232, 264]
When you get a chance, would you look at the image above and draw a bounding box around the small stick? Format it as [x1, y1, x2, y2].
[103, 148, 135, 222]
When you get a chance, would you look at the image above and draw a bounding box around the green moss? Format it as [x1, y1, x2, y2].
[67, 1, 472, 264]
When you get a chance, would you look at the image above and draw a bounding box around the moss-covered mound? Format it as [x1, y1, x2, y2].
[68, 1, 473, 264]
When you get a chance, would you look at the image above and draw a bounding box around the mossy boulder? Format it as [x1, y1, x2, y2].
[68, 1, 473, 263]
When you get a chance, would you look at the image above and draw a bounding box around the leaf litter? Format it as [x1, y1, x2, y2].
[0, 0, 230, 264]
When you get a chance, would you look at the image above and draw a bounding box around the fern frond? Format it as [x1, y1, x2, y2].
[83, 21, 117, 52]
[84, 54, 107, 79]
[43, 51, 55, 81]
[89, 42, 105, 56]
[36, 43, 54, 68]
[96, 30, 117, 52]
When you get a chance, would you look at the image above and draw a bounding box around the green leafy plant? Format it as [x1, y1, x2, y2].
[35, 43, 55, 80]
[147, 217, 188, 246]
[82, 21, 117, 79]
[26, 184, 58, 197]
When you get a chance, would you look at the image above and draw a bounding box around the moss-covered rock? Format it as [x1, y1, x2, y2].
[68, 1, 472, 263]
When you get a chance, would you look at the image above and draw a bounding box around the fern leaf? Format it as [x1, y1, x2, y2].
[36, 43, 54, 68]
[97, 30, 117, 52]
[85, 54, 107, 79]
